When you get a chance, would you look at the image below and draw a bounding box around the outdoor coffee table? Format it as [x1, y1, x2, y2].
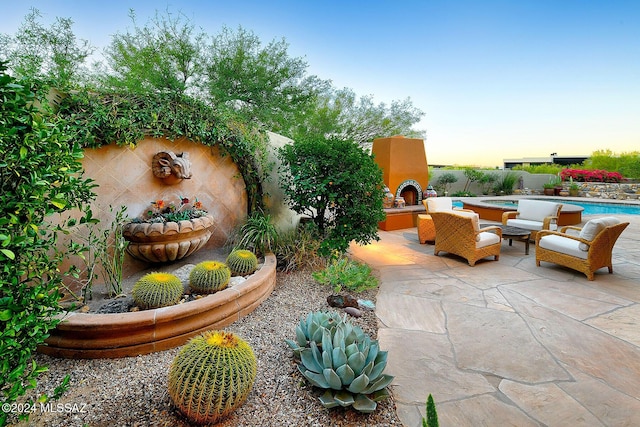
[481, 224, 531, 255]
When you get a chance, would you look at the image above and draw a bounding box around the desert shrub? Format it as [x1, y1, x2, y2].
[274, 222, 326, 272]
[312, 257, 379, 294]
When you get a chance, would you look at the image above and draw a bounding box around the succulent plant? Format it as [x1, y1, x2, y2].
[168, 330, 257, 424]
[285, 310, 343, 357]
[226, 249, 258, 276]
[288, 311, 394, 413]
[132, 272, 183, 309]
[189, 260, 230, 294]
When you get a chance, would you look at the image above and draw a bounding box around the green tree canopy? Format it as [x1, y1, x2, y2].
[278, 137, 385, 256]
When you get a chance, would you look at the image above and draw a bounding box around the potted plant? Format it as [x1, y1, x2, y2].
[543, 177, 560, 196]
[122, 196, 214, 263]
[569, 178, 580, 197]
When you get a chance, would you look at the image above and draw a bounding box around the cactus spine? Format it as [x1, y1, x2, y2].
[168, 330, 257, 424]
[132, 272, 183, 309]
[226, 249, 258, 276]
[189, 260, 230, 294]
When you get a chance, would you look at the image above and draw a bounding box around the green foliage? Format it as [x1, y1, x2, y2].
[493, 172, 519, 195]
[478, 172, 498, 194]
[422, 394, 439, 427]
[312, 257, 379, 294]
[462, 168, 484, 192]
[278, 137, 385, 256]
[132, 272, 183, 309]
[288, 312, 394, 413]
[0, 63, 96, 422]
[168, 330, 257, 424]
[237, 210, 279, 256]
[273, 222, 326, 272]
[291, 86, 425, 145]
[0, 8, 93, 89]
[543, 175, 562, 189]
[189, 261, 231, 294]
[226, 250, 258, 277]
[205, 25, 325, 135]
[435, 173, 458, 195]
[585, 149, 640, 179]
[512, 163, 563, 175]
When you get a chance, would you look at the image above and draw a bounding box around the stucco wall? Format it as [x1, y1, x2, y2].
[62, 136, 247, 289]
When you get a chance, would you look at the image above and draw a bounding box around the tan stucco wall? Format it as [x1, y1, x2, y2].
[63, 136, 247, 288]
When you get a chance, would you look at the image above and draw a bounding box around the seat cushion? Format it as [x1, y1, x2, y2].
[426, 197, 453, 212]
[506, 218, 558, 232]
[539, 234, 588, 259]
[476, 231, 500, 248]
[578, 217, 620, 251]
[517, 200, 561, 222]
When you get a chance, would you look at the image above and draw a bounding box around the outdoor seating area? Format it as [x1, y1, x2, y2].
[350, 209, 640, 426]
[501, 199, 563, 238]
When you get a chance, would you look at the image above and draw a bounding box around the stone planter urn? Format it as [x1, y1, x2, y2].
[123, 215, 214, 263]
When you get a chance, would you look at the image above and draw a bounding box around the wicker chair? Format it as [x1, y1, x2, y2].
[502, 199, 562, 239]
[430, 211, 502, 266]
[418, 197, 471, 244]
[535, 217, 629, 280]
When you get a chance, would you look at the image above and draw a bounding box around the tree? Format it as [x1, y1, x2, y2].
[291, 87, 425, 145]
[102, 9, 207, 95]
[0, 8, 93, 89]
[203, 26, 327, 133]
[0, 63, 96, 422]
[278, 137, 385, 256]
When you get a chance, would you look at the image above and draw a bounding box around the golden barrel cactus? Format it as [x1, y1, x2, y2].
[189, 260, 230, 294]
[226, 249, 258, 276]
[168, 330, 257, 424]
[131, 272, 183, 309]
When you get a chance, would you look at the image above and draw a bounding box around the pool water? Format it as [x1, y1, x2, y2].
[456, 199, 640, 215]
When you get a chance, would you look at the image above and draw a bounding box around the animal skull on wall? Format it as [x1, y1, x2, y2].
[152, 151, 193, 184]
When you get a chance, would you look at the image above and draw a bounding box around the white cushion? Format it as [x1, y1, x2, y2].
[426, 197, 453, 212]
[578, 217, 620, 251]
[476, 231, 500, 248]
[539, 234, 588, 259]
[517, 200, 561, 222]
[507, 218, 558, 232]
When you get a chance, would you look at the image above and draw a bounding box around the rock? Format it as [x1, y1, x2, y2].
[344, 306, 362, 318]
[326, 294, 358, 309]
[358, 299, 376, 310]
[95, 296, 134, 314]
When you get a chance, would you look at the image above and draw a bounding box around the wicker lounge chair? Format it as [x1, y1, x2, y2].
[502, 199, 562, 239]
[430, 211, 502, 266]
[418, 197, 470, 244]
[535, 217, 629, 280]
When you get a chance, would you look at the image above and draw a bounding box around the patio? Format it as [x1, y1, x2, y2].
[350, 209, 640, 426]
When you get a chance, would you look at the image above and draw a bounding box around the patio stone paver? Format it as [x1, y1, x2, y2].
[349, 207, 640, 426]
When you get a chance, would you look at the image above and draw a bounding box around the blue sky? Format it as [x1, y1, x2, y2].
[2, 1, 639, 167]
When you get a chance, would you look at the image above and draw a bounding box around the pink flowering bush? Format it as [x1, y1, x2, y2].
[560, 169, 624, 183]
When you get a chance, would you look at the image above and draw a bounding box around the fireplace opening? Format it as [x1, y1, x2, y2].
[395, 179, 423, 206]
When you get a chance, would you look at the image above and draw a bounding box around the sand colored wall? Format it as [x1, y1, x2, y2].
[66, 136, 247, 285]
[372, 135, 429, 201]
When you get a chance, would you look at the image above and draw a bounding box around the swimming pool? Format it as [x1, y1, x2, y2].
[466, 199, 640, 215]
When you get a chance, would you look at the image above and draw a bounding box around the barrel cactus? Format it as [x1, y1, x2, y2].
[168, 330, 257, 424]
[226, 249, 258, 276]
[132, 272, 183, 309]
[285, 310, 343, 357]
[189, 260, 230, 294]
[291, 313, 394, 413]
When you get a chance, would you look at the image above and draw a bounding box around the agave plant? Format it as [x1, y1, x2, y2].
[285, 310, 342, 357]
[289, 311, 394, 413]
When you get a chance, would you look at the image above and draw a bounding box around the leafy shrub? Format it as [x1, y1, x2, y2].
[312, 257, 379, 294]
[560, 168, 624, 183]
[0, 63, 96, 422]
[278, 137, 385, 257]
[435, 172, 457, 195]
[237, 210, 278, 256]
[493, 172, 519, 195]
[422, 394, 439, 427]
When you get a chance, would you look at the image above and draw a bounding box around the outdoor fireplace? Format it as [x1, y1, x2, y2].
[372, 135, 429, 206]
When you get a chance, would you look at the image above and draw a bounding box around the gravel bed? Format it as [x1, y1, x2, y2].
[10, 271, 402, 427]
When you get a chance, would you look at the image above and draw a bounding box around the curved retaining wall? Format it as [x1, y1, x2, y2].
[461, 198, 583, 226]
[39, 254, 277, 359]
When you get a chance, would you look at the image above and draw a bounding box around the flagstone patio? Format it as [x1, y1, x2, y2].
[350, 209, 640, 426]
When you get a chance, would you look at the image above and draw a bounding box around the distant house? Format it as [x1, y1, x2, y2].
[503, 154, 589, 169]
